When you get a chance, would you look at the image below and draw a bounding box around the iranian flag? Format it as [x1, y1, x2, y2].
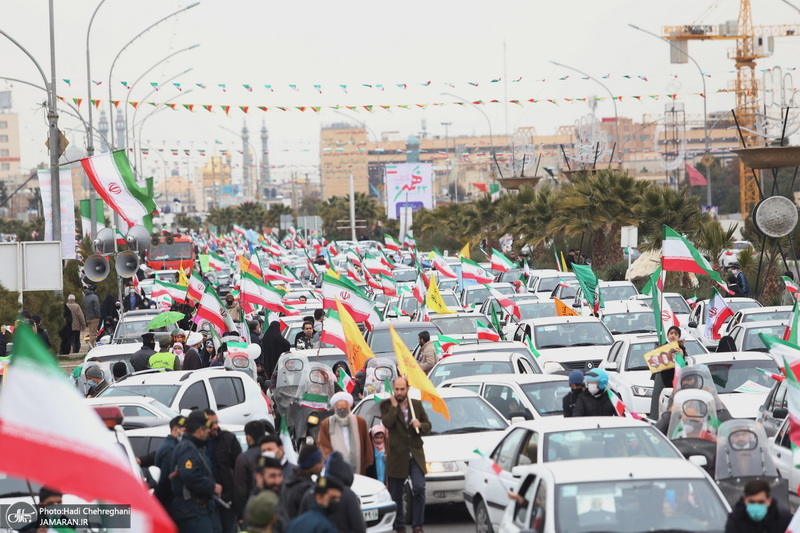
[437, 334, 460, 354]
[760, 334, 800, 375]
[151, 279, 187, 304]
[300, 393, 329, 410]
[477, 320, 501, 342]
[461, 257, 494, 284]
[490, 248, 515, 272]
[525, 334, 542, 359]
[473, 448, 503, 475]
[80, 150, 156, 231]
[321, 273, 382, 327]
[240, 272, 295, 315]
[233, 224, 247, 236]
[781, 354, 800, 469]
[364, 254, 392, 277]
[704, 290, 734, 341]
[263, 268, 296, 284]
[661, 225, 728, 291]
[785, 299, 800, 344]
[380, 273, 398, 297]
[403, 234, 417, 249]
[0, 325, 176, 533]
[362, 267, 382, 291]
[429, 250, 458, 279]
[328, 241, 339, 257]
[346, 250, 363, 267]
[208, 251, 226, 271]
[187, 270, 206, 302]
[784, 276, 800, 296]
[320, 308, 346, 352]
[607, 389, 643, 419]
[196, 284, 237, 333]
[412, 272, 427, 304]
[384, 233, 402, 252]
[336, 367, 356, 393]
[485, 284, 521, 319]
[345, 261, 363, 283]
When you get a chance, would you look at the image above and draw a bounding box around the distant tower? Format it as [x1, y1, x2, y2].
[260, 121, 271, 198]
[114, 112, 126, 151]
[241, 122, 250, 197]
[98, 110, 109, 152]
[406, 134, 420, 163]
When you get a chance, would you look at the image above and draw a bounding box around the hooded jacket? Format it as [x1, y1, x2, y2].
[299, 452, 365, 533]
[724, 497, 791, 533]
[573, 388, 616, 417]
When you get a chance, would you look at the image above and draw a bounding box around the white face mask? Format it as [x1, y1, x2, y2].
[587, 383, 600, 395]
[261, 451, 276, 459]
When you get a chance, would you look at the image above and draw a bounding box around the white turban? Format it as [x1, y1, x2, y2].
[330, 391, 354, 408]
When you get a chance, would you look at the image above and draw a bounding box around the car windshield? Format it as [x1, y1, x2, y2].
[393, 269, 417, 283]
[534, 322, 613, 349]
[707, 360, 780, 394]
[730, 300, 761, 313]
[114, 318, 171, 339]
[399, 298, 419, 314]
[464, 287, 490, 305]
[431, 315, 491, 335]
[545, 426, 680, 462]
[554, 478, 728, 533]
[626, 341, 706, 371]
[441, 292, 461, 309]
[520, 382, 565, 416]
[602, 312, 656, 335]
[733, 242, 752, 250]
[558, 284, 579, 299]
[665, 296, 691, 314]
[99, 384, 180, 406]
[439, 279, 458, 291]
[492, 285, 516, 296]
[518, 302, 558, 320]
[370, 328, 419, 354]
[538, 276, 575, 292]
[429, 361, 514, 387]
[742, 311, 792, 323]
[742, 325, 787, 351]
[149, 241, 193, 261]
[602, 285, 638, 301]
[427, 396, 507, 435]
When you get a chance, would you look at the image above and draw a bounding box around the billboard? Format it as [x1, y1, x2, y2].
[385, 163, 433, 220]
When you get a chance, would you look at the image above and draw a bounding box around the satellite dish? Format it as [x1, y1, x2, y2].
[125, 225, 151, 252]
[93, 227, 116, 254]
[115, 251, 140, 278]
[85, 254, 110, 282]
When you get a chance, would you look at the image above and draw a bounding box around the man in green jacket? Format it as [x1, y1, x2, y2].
[149, 337, 182, 370]
[380, 376, 431, 533]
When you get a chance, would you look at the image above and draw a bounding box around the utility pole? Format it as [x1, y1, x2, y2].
[441, 122, 452, 201]
[349, 174, 357, 241]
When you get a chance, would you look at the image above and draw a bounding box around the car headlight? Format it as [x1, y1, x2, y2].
[374, 487, 393, 503]
[426, 461, 459, 473]
[632, 386, 653, 397]
[542, 361, 565, 374]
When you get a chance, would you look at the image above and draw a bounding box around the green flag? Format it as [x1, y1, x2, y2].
[572, 263, 603, 313]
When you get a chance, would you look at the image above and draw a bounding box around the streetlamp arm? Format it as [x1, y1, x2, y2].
[0, 29, 51, 96]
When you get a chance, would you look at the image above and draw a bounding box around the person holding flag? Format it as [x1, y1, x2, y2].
[573, 368, 616, 417]
[416, 331, 436, 374]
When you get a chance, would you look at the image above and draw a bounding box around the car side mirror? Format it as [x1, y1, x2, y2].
[148, 465, 161, 484]
[510, 416, 526, 425]
[774, 408, 789, 419]
[511, 465, 526, 479]
[572, 301, 581, 308]
[509, 410, 533, 421]
[688, 321, 697, 329]
[688, 455, 707, 468]
[601, 361, 619, 372]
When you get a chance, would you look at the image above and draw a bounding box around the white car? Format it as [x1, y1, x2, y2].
[438, 374, 568, 420]
[427, 312, 494, 342]
[98, 367, 274, 426]
[599, 302, 658, 338]
[769, 417, 800, 511]
[688, 297, 762, 347]
[522, 316, 615, 374]
[601, 334, 709, 415]
[630, 292, 693, 327]
[496, 457, 730, 533]
[572, 280, 639, 313]
[721, 240, 755, 268]
[683, 351, 780, 418]
[354, 388, 509, 508]
[721, 305, 793, 337]
[428, 352, 540, 388]
[85, 395, 179, 429]
[727, 320, 790, 352]
[526, 270, 576, 298]
[464, 418, 687, 532]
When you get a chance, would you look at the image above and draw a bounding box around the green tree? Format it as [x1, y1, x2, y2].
[206, 206, 236, 233]
[694, 220, 736, 271]
[265, 203, 295, 229]
[235, 202, 268, 231]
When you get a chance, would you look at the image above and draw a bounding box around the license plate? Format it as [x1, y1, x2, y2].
[362, 508, 379, 521]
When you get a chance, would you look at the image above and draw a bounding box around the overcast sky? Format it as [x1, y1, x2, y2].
[3, 0, 800, 181]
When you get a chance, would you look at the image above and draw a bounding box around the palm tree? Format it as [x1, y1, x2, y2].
[206, 206, 236, 233]
[505, 185, 559, 259]
[265, 204, 295, 229]
[634, 186, 709, 249]
[235, 202, 268, 231]
[694, 220, 736, 271]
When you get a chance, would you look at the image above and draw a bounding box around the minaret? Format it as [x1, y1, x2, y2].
[242, 122, 250, 196]
[98, 110, 109, 152]
[260, 120, 271, 198]
[114, 112, 126, 150]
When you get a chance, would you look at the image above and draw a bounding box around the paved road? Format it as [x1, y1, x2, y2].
[422, 503, 474, 533]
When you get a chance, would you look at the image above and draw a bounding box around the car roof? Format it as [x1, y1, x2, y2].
[433, 351, 526, 363]
[532, 457, 707, 484]
[738, 305, 792, 314]
[687, 351, 776, 363]
[451, 340, 529, 353]
[112, 367, 236, 385]
[85, 396, 162, 405]
[123, 310, 161, 317]
[510, 416, 654, 433]
[371, 321, 428, 331]
[528, 316, 603, 325]
[733, 319, 790, 329]
[440, 373, 567, 386]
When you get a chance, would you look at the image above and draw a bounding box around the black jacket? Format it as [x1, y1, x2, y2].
[261, 322, 291, 378]
[299, 452, 365, 533]
[130, 346, 156, 372]
[206, 429, 242, 503]
[233, 444, 262, 519]
[154, 434, 180, 506]
[562, 389, 583, 417]
[280, 467, 316, 525]
[182, 348, 203, 371]
[573, 389, 617, 417]
[724, 498, 791, 533]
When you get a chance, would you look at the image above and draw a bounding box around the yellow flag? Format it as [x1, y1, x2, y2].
[390, 323, 450, 420]
[335, 298, 375, 373]
[559, 251, 569, 272]
[554, 297, 579, 316]
[238, 255, 251, 275]
[425, 275, 455, 314]
[178, 266, 190, 287]
[327, 267, 340, 280]
[459, 242, 470, 260]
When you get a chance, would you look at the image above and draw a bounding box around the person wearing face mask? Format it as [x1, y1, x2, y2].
[154, 415, 186, 507]
[572, 368, 617, 417]
[123, 287, 143, 312]
[280, 444, 325, 526]
[562, 370, 586, 417]
[259, 434, 296, 480]
[317, 392, 373, 475]
[299, 451, 366, 533]
[724, 479, 790, 533]
[84, 365, 109, 398]
[286, 476, 343, 533]
[729, 264, 752, 298]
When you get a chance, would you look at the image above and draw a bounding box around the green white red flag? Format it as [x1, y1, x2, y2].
[300, 392, 329, 410]
[0, 325, 175, 533]
[428, 250, 458, 279]
[208, 251, 226, 271]
[607, 388, 643, 419]
[151, 279, 187, 304]
[321, 273, 382, 327]
[489, 248, 515, 272]
[760, 334, 800, 376]
[384, 233, 402, 252]
[785, 299, 800, 344]
[412, 272, 427, 304]
[704, 290, 734, 341]
[196, 284, 237, 333]
[320, 308, 346, 352]
[239, 272, 295, 315]
[80, 150, 156, 231]
[187, 270, 206, 302]
[379, 273, 398, 297]
[336, 367, 356, 393]
[461, 257, 494, 283]
[476, 320, 500, 342]
[403, 234, 416, 249]
[661, 225, 729, 292]
[784, 276, 800, 296]
[485, 284, 521, 319]
[781, 354, 800, 469]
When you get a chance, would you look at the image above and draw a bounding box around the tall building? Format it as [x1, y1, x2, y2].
[260, 121, 271, 198]
[320, 123, 369, 199]
[242, 122, 250, 196]
[98, 110, 110, 153]
[114, 112, 126, 150]
[0, 112, 21, 185]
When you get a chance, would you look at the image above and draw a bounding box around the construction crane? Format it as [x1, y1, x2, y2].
[663, 0, 800, 216]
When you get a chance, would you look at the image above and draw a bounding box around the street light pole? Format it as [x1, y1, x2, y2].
[85, 0, 108, 237]
[440, 122, 452, 201]
[629, 24, 712, 206]
[107, 2, 200, 148]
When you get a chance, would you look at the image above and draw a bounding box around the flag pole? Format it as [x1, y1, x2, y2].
[406, 377, 421, 434]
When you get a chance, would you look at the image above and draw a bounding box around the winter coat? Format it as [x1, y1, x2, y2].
[573, 389, 617, 417]
[299, 451, 365, 533]
[724, 498, 791, 533]
[380, 398, 431, 479]
[206, 428, 242, 503]
[66, 301, 87, 331]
